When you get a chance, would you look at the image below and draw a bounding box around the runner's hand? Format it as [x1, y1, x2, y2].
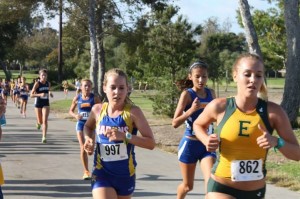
[256, 124, 277, 149]
[84, 137, 94, 155]
[205, 134, 219, 152]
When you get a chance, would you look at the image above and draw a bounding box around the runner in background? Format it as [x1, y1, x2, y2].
[62, 80, 69, 99]
[172, 61, 216, 199]
[19, 76, 30, 118]
[69, 79, 101, 180]
[30, 69, 54, 143]
[0, 91, 7, 199]
[75, 78, 81, 95]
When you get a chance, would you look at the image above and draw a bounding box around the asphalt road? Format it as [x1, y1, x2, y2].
[1, 91, 299, 198]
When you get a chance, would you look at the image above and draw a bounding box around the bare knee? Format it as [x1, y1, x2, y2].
[180, 182, 194, 193]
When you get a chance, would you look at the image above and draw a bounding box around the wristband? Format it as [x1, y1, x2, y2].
[274, 137, 285, 152]
[125, 131, 132, 140]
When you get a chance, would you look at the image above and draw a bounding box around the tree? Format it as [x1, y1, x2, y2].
[0, 0, 59, 79]
[83, 0, 169, 97]
[23, 28, 58, 69]
[198, 17, 246, 94]
[281, 0, 300, 125]
[88, 0, 99, 95]
[251, 8, 286, 74]
[145, 6, 201, 116]
[238, 0, 263, 58]
[219, 50, 240, 92]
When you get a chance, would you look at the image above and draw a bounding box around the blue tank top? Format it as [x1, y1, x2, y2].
[184, 87, 213, 136]
[20, 85, 28, 97]
[94, 102, 137, 177]
[77, 93, 95, 121]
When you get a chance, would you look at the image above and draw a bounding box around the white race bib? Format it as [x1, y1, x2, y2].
[40, 93, 48, 99]
[80, 112, 90, 120]
[100, 143, 128, 162]
[207, 123, 214, 135]
[231, 159, 263, 181]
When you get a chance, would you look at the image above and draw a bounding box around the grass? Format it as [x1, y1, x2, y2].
[266, 78, 285, 88]
[207, 77, 285, 90]
[0, 70, 38, 83]
[266, 130, 300, 191]
[51, 99, 72, 113]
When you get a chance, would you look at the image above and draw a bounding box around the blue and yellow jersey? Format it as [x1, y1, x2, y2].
[93, 102, 137, 177]
[184, 87, 214, 136]
[10, 82, 15, 90]
[212, 97, 273, 180]
[0, 162, 4, 185]
[77, 93, 95, 121]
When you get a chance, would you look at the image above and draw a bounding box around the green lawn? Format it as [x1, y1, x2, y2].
[0, 70, 38, 83]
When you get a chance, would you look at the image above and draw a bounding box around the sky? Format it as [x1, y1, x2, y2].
[174, 0, 275, 33]
[47, 0, 275, 34]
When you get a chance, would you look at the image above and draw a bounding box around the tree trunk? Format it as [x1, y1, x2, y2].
[98, 40, 105, 100]
[238, 0, 263, 58]
[0, 61, 10, 80]
[95, 5, 105, 100]
[58, 0, 63, 83]
[281, 0, 300, 125]
[88, 0, 99, 95]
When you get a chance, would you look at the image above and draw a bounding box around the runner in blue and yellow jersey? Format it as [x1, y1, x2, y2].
[172, 61, 216, 199]
[0, 92, 7, 199]
[193, 53, 300, 199]
[83, 68, 155, 199]
[69, 79, 101, 180]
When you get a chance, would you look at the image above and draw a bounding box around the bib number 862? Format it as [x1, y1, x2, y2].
[231, 159, 263, 181]
[239, 160, 259, 174]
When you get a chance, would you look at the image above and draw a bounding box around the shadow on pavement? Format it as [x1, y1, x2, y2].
[3, 179, 91, 198]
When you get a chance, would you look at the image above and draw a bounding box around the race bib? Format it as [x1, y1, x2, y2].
[40, 93, 48, 99]
[191, 123, 214, 135]
[231, 159, 263, 181]
[207, 123, 214, 135]
[80, 112, 90, 120]
[100, 143, 128, 162]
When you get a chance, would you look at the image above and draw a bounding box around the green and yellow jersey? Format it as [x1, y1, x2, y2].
[212, 97, 273, 181]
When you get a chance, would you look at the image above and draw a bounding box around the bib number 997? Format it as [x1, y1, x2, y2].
[105, 144, 120, 155]
[99, 143, 128, 162]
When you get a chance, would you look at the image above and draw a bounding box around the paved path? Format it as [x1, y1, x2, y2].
[1, 91, 300, 198]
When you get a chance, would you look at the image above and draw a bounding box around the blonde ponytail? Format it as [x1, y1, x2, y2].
[258, 81, 268, 101]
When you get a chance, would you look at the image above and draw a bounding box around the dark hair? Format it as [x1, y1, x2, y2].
[175, 61, 209, 91]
